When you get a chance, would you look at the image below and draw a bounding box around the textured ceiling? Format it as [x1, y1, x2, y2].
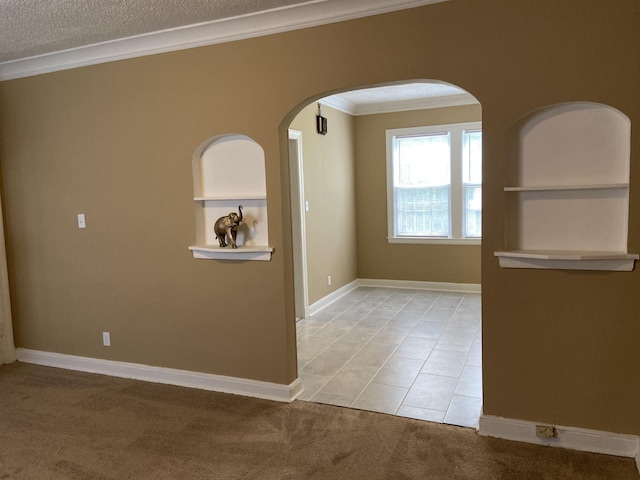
[0, 0, 312, 63]
[0, 0, 467, 109]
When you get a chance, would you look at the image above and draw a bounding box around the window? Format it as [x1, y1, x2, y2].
[386, 122, 482, 244]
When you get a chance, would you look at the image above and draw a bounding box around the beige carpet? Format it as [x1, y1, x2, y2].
[0, 362, 637, 479]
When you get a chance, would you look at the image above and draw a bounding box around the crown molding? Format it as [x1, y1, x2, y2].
[355, 93, 478, 115]
[0, 0, 448, 81]
[320, 96, 357, 115]
[322, 93, 478, 116]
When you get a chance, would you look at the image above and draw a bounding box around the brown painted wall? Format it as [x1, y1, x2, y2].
[1, 0, 639, 435]
[355, 105, 482, 284]
[290, 103, 358, 305]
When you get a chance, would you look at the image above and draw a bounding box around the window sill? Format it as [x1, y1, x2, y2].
[388, 237, 481, 246]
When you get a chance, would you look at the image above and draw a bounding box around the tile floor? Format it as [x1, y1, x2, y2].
[296, 286, 482, 428]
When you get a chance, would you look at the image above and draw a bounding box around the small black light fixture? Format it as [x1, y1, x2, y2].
[316, 103, 327, 135]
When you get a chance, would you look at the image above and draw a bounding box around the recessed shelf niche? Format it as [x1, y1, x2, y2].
[189, 134, 273, 261]
[495, 102, 638, 271]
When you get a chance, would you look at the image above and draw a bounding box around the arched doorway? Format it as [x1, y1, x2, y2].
[287, 81, 483, 428]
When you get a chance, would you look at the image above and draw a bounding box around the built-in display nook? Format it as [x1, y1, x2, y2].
[189, 134, 273, 261]
[495, 102, 638, 271]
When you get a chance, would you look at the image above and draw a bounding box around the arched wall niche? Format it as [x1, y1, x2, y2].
[189, 134, 273, 261]
[495, 101, 638, 271]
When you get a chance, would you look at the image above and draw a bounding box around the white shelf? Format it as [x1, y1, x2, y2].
[504, 184, 629, 192]
[194, 195, 267, 201]
[495, 250, 638, 271]
[189, 245, 273, 261]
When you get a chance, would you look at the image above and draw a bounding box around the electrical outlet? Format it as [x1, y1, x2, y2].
[102, 332, 111, 347]
[327, 275, 332, 286]
[536, 425, 556, 438]
[77, 213, 86, 229]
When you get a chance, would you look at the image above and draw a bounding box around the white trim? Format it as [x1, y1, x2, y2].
[308, 280, 360, 317]
[16, 348, 302, 403]
[0, 0, 449, 81]
[319, 96, 357, 115]
[188, 245, 273, 261]
[354, 94, 477, 115]
[478, 415, 640, 463]
[494, 250, 638, 272]
[322, 93, 478, 116]
[388, 236, 481, 246]
[504, 183, 630, 192]
[289, 129, 310, 320]
[358, 278, 480, 294]
[307, 278, 480, 317]
[386, 122, 482, 242]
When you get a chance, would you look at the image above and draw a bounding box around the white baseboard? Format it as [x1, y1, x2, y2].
[479, 415, 640, 466]
[357, 278, 481, 294]
[306, 278, 480, 318]
[16, 348, 302, 403]
[308, 280, 360, 317]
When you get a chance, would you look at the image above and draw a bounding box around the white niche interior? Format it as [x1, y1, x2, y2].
[495, 102, 638, 271]
[189, 134, 273, 261]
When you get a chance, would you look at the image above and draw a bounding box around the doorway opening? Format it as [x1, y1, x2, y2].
[287, 80, 483, 428]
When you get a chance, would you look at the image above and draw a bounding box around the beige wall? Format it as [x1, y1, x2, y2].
[1, 0, 639, 436]
[355, 105, 482, 284]
[290, 103, 358, 305]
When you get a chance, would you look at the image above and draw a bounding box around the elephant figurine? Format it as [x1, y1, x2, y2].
[214, 205, 244, 248]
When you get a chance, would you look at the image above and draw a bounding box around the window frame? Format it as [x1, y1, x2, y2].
[386, 121, 482, 245]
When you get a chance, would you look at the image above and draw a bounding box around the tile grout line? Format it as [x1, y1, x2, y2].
[303, 288, 398, 402]
[440, 293, 483, 425]
[298, 288, 482, 426]
[441, 292, 475, 424]
[348, 290, 419, 409]
[395, 292, 481, 424]
[312, 287, 420, 407]
[318, 288, 411, 405]
[394, 291, 468, 419]
[391, 292, 443, 415]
